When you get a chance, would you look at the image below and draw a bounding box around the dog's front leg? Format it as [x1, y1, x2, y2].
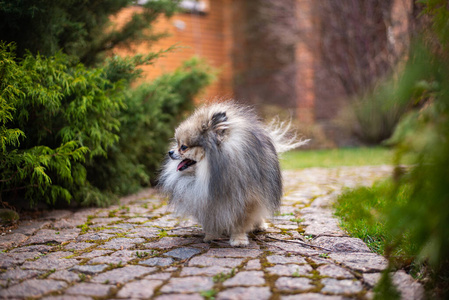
[229, 232, 249, 247]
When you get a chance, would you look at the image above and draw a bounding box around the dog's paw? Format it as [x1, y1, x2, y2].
[230, 234, 249, 247]
[203, 233, 217, 243]
[253, 221, 268, 232]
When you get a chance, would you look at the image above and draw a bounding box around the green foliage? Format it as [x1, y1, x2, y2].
[349, 81, 409, 144]
[343, 0, 448, 145]
[212, 268, 235, 283]
[0, 0, 214, 207]
[0, 208, 20, 225]
[87, 57, 214, 195]
[334, 180, 414, 257]
[200, 289, 218, 300]
[0, 43, 123, 207]
[384, 2, 449, 296]
[0, 0, 180, 65]
[337, 1, 449, 297]
[373, 269, 401, 300]
[157, 229, 168, 238]
[290, 217, 304, 223]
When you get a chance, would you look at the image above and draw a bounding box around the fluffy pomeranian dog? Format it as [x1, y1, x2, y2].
[158, 101, 308, 246]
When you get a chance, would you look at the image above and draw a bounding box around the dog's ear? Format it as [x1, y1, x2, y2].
[210, 111, 228, 144]
[211, 112, 227, 129]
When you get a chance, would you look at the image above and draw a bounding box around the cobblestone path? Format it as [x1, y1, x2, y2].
[0, 166, 424, 299]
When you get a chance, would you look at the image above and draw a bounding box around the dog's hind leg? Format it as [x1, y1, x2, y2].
[230, 200, 269, 246]
[253, 218, 268, 232]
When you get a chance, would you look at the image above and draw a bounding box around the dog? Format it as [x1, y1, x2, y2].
[158, 101, 308, 246]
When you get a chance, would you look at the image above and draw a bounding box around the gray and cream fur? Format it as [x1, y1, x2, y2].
[158, 101, 308, 246]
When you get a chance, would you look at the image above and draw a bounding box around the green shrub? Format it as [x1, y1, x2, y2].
[87, 57, 214, 195]
[383, 3, 449, 295]
[0, 43, 124, 207]
[0, 43, 213, 206]
[384, 47, 449, 297]
[352, 84, 409, 145]
[0, 1, 214, 208]
[0, 0, 180, 65]
[336, 2, 449, 297]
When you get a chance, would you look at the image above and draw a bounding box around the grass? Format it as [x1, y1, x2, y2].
[281, 146, 414, 257]
[333, 178, 437, 296]
[280, 147, 413, 169]
[333, 180, 393, 254]
[333, 179, 414, 258]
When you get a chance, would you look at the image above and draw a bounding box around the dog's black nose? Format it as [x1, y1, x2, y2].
[168, 150, 174, 158]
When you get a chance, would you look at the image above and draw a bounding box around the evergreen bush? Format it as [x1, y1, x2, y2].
[349, 81, 409, 145]
[0, 44, 213, 207]
[0, 43, 124, 207]
[87, 57, 214, 195]
[0, 1, 214, 208]
[0, 0, 179, 65]
[383, 45, 449, 298]
[337, 1, 449, 297]
[1, 47, 213, 207]
[335, 1, 449, 297]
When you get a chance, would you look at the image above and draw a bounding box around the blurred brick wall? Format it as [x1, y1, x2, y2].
[112, 1, 312, 121]
[295, 0, 315, 124]
[230, 0, 298, 114]
[112, 1, 234, 101]
[112, 0, 410, 136]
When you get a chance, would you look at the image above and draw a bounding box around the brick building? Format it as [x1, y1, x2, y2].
[114, 0, 234, 103]
[114, 0, 411, 131]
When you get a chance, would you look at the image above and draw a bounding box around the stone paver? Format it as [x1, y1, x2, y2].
[140, 257, 175, 267]
[267, 264, 313, 276]
[0, 279, 67, 298]
[0, 233, 28, 248]
[91, 265, 155, 284]
[275, 277, 314, 292]
[65, 282, 113, 297]
[160, 276, 213, 293]
[117, 279, 163, 298]
[317, 264, 354, 279]
[165, 247, 202, 260]
[223, 271, 265, 287]
[217, 286, 271, 300]
[0, 166, 424, 299]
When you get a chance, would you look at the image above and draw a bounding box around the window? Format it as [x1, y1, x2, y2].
[136, 0, 209, 14]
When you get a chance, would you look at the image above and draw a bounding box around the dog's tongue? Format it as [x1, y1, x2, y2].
[177, 160, 189, 171]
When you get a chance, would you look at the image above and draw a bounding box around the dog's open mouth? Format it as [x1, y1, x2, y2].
[177, 159, 197, 171]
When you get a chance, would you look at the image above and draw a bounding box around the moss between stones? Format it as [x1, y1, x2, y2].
[38, 268, 56, 279]
[201, 289, 219, 299]
[296, 226, 306, 234]
[75, 258, 90, 266]
[278, 228, 291, 236]
[305, 257, 320, 270]
[258, 250, 281, 299]
[212, 268, 236, 283]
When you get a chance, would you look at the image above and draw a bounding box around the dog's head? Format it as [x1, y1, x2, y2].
[168, 110, 229, 173]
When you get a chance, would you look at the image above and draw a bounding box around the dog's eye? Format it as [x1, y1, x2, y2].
[180, 145, 188, 151]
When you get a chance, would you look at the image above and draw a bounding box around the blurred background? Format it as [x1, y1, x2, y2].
[1, 0, 446, 206]
[1, 1, 449, 296]
[113, 0, 414, 148]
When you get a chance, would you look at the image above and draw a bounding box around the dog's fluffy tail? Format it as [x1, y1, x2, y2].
[267, 118, 310, 154]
